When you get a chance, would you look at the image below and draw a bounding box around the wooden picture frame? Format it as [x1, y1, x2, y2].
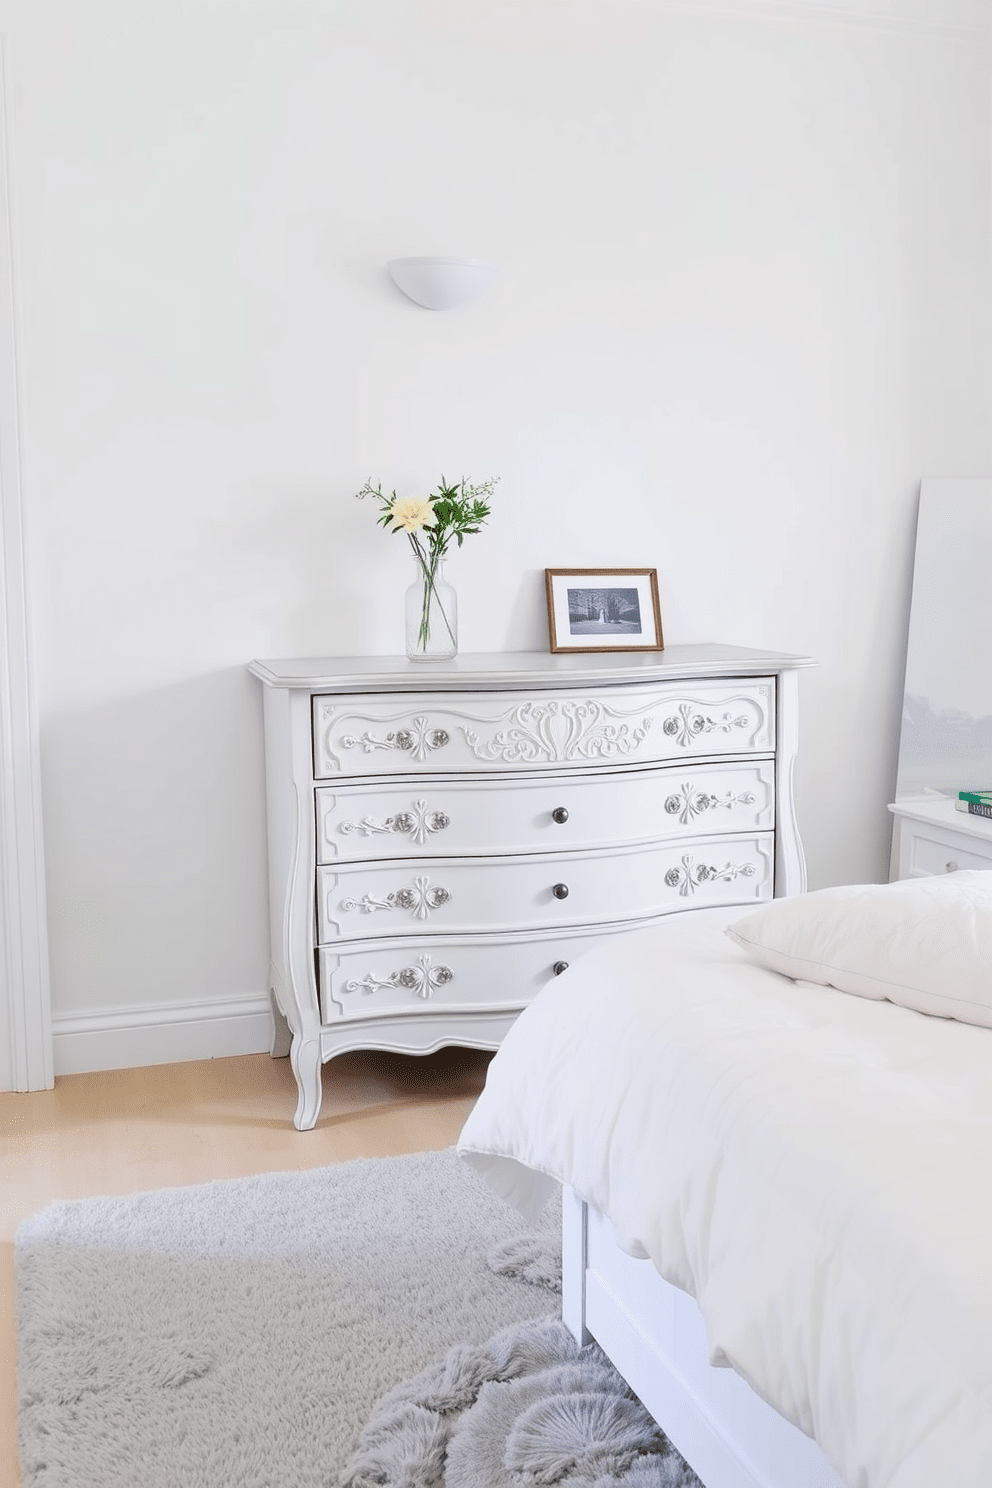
[544, 568, 664, 654]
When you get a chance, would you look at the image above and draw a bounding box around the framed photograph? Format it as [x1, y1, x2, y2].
[544, 568, 664, 653]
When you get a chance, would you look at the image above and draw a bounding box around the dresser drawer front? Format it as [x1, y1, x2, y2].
[312, 681, 775, 779]
[904, 824, 992, 877]
[319, 924, 654, 1023]
[317, 835, 774, 941]
[316, 760, 775, 863]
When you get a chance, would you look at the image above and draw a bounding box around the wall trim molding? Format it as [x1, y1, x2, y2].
[642, 0, 991, 39]
[0, 38, 52, 1095]
[52, 994, 274, 1077]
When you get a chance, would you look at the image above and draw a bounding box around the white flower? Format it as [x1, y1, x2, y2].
[387, 497, 438, 533]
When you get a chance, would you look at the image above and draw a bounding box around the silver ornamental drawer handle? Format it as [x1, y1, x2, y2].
[343, 954, 454, 1000]
[339, 801, 451, 844]
[396, 726, 450, 752]
[664, 786, 758, 825]
[662, 705, 752, 748]
[340, 718, 450, 761]
[340, 875, 451, 920]
[664, 855, 757, 898]
[393, 809, 450, 836]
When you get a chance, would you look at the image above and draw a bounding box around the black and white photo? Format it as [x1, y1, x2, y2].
[544, 569, 663, 653]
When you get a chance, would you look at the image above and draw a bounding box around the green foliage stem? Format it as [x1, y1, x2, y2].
[355, 475, 498, 652]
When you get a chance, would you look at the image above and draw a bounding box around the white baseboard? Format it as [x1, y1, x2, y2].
[52, 994, 274, 1076]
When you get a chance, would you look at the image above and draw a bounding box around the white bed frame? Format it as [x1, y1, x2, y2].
[562, 1187, 847, 1488]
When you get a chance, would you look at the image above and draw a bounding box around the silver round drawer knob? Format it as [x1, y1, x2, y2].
[945, 861, 959, 873]
[551, 807, 569, 825]
[553, 961, 569, 976]
[552, 882, 569, 900]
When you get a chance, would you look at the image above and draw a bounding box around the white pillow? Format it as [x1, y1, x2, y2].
[725, 871, 992, 1029]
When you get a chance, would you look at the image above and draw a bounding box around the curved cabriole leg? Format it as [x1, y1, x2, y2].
[290, 1034, 323, 1131]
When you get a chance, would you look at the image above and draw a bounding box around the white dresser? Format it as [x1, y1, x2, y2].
[249, 646, 812, 1129]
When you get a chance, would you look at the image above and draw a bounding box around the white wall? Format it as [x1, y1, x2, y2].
[0, 0, 988, 1066]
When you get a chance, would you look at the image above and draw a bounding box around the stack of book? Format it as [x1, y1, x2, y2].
[955, 789, 992, 821]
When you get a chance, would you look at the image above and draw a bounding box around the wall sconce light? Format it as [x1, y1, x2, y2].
[387, 256, 496, 311]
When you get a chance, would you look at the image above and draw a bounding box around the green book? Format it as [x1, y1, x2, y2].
[955, 789, 992, 813]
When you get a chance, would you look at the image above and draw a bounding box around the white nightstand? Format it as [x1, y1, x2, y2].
[888, 797, 992, 881]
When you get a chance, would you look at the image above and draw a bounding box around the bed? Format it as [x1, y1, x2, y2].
[457, 877, 992, 1488]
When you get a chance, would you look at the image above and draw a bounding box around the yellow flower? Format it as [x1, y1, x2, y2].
[387, 497, 438, 533]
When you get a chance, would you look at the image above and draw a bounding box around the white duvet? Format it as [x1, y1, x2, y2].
[457, 910, 992, 1488]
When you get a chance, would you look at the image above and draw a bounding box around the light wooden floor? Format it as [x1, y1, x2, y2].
[0, 1046, 492, 1488]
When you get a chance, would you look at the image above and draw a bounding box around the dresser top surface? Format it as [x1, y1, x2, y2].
[248, 644, 815, 692]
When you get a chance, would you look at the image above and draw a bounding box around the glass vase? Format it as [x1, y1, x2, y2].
[405, 555, 458, 662]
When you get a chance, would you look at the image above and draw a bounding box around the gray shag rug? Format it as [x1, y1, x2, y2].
[340, 1314, 701, 1487]
[15, 1147, 700, 1487]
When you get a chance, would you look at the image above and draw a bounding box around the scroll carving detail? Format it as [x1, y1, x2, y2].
[339, 717, 451, 762]
[663, 784, 757, 826]
[462, 699, 653, 764]
[343, 954, 454, 1000]
[340, 874, 451, 920]
[339, 799, 451, 845]
[663, 854, 757, 898]
[662, 704, 753, 749]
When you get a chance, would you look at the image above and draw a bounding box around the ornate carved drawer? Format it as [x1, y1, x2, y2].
[317, 836, 774, 942]
[316, 760, 776, 862]
[248, 647, 812, 1129]
[318, 924, 658, 1024]
[312, 680, 774, 778]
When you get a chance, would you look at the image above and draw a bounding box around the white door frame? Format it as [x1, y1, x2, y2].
[0, 40, 52, 1093]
